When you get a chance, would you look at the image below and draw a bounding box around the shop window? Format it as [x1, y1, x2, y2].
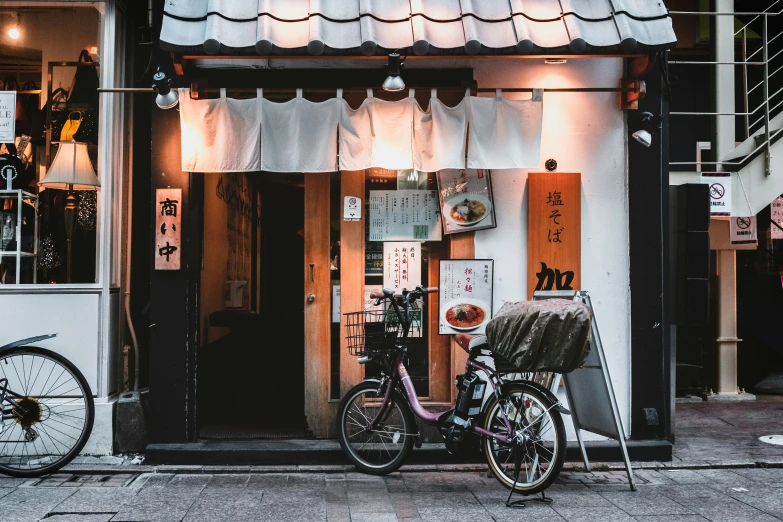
[0, 4, 103, 285]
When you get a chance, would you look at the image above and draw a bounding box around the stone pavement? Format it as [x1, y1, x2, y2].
[2, 467, 783, 521]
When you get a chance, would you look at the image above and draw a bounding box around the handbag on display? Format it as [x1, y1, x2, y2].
[67, 50, 99, 108]
[60, 111, 83, 141]
[47, 88, 70, 143]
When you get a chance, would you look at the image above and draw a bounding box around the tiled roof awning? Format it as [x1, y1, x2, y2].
[160, 0, 677, 57]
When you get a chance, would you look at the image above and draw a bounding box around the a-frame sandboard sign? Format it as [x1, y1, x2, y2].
[532, 290, 636, 491]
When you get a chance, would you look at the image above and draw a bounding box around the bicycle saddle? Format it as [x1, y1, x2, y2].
[455, 334, 487, 353]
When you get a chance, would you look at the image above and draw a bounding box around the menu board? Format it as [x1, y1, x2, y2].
[439, 259, 494, 335]
[369, 190, 442, 242]
[772, 196, 783, 239]
[383, 242, 421, 291]
[436, 169, 497, 235]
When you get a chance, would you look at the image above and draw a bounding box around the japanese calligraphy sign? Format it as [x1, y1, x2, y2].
[772, 196, 783, 239]
[439, 259, 494, 335]
[0, 92, 16, 143]
[383, 242, 422, 291]
[730, 216, 757, 244]
[701, 172, 733, 216]
[369, 190, 442, 242]
[527, 173, 581, 299]
[436, 169, 497, 235]
[155, 188, 182, 270]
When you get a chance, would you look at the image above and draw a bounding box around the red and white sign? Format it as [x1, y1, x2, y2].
[772, 196, 783, 240]
[343, 195, 361, 221]
[701, 172, 733, 216]
[155, 188, 182, 270]
[383, 242, 421, 292]
[730, 216, 757, 244]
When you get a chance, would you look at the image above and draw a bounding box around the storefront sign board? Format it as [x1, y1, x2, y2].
[343, 196, 361, 221]
[439, 259, 494, 335]
[155, 188, 182, 270]
[701, 172, 733, 216]
[369, 190, 442, 241]
[527, 173, 581, 299]
[772, 196, 783, 239]
[0, 91, 16, 143]
[332, 284, 341, 323]
[730, 216, 757, 244]
[436, 169, 497, 235]
[383, 242, 421, 291]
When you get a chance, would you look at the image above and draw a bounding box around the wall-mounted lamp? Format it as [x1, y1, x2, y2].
[382, 53, 405, 92]
[152, 68, 178, 109]
[7, 12, 20, 40]
[631, 112, 663, 148]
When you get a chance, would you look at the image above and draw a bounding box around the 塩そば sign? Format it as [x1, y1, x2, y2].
[155, 188, 182, 270]
[527, 173, 581, 299]
[0, 91, 16, 143]
[439, 259, 494, 335]
[436, 169, 497, 235]
[701, 172, 733, 216]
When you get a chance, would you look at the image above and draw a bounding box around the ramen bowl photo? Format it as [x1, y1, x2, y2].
[441, 299, 489, 331]
[443, 194, 492, 227]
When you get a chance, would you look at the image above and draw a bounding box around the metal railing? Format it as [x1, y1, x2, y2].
[668, 7, 781, 174]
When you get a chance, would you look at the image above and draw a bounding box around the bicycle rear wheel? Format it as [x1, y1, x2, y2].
[0, 346, 94, 477]
[337, 381, 415, 475]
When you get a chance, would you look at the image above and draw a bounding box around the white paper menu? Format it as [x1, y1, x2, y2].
[439, 259, 494, 335]
[369, 190, 442, 242]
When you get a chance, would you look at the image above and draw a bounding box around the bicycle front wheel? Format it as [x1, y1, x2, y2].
[0, 346, 94, 477]
[337, 381, 415, 475]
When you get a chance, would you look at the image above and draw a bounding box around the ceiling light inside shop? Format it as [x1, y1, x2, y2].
[152, 69, 178, 109]
[382, 53, 405, 92]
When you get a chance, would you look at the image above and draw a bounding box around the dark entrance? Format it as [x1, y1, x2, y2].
[197, 174, 307, 439]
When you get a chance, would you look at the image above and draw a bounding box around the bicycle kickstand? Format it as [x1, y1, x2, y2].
[505, 446, 554, 509]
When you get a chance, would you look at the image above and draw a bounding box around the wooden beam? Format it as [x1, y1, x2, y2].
[448, 233, 475, 402]
[428, 239, 451, 403]
[339, 171, 365, 397]
[304, 173, 333, 437]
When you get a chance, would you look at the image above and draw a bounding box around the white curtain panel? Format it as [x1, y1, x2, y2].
[414, 89, 469, 171]
[179, 88, 262, 172]
[179, 89, 543, 173]
[467, 89, 543, 170]
[339, 90, 415, 171]
[261, 89, 339, 173]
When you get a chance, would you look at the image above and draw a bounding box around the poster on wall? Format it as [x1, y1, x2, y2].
[772, 196, 783, 239]
[439, 259, 494, 335]
[527, 173, 581, 299]
[701, 172, 733, 216]
[155, 188, 182, 270]
[383, 242, 421, 291]
[369, 190, 442, 242]
[0, 91, 16, 143]
[730, 216, 757, 245]
[436, 169, 497, 235]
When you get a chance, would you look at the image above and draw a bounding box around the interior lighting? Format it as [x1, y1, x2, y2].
[631, 112, 663, 148]
[152, 68, 178, 109]
[382, 53, 405, 92]
[7, 13, 20, 40]
[545, 58, 567, 65]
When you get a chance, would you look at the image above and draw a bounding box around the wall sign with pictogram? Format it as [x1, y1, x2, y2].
[730, 216, 757, 244]
[701, 172, 733, 216]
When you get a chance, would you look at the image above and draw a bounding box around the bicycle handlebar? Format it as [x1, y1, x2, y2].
[369, 286, 438, 299]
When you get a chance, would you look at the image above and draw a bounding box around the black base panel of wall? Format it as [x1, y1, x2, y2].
[145, 439, 672, 466]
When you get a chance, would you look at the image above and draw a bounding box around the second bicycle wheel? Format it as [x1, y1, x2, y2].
[337, 381, 415, 475]
[0, 346, 94, 477]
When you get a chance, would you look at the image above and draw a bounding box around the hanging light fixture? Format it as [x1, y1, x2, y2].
[631, 112, 663, 148]
[7, 12, 20, 40]
[152, 68, 178, 109]
[382, 53, 405, 92]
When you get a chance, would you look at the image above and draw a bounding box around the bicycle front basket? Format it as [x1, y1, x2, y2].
[344, 307, 420, 356]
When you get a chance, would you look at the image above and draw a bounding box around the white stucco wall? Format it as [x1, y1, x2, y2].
[470, 58, 631, 437]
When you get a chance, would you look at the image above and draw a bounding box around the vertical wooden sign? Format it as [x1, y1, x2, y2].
[527, 173, 581, 299]
[155, 188, 182, 270]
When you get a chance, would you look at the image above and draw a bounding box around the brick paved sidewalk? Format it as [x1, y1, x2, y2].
[2, 467, 783, 521]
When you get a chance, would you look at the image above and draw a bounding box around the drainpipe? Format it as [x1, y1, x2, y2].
[125, 95, 140, 391]
[713, 0, 740, 396]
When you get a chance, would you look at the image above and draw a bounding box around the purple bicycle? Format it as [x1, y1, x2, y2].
[337, 286, 568, 495]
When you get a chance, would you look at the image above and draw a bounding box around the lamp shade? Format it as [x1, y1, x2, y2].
[38, 142, 101, 190]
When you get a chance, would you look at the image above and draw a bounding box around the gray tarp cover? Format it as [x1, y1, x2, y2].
[485, 299, 592, 373]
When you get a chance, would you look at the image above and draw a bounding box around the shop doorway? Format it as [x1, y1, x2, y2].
[197, 173, 309, 439]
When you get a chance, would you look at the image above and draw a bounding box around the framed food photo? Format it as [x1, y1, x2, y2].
[439, 259, 494, 335]
[436, 169, 497, 235]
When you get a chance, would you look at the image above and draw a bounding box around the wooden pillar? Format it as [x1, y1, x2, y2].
[339, 171, 365, 397]
[449, 232, 475, 401]
[304, 173, 334, 437]
[428, 240, 451, 402]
